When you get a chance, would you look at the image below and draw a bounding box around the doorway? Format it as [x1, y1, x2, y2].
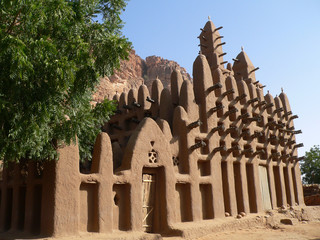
[142, 167, 166, 233]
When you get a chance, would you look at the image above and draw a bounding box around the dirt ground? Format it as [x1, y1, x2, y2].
[2, 206, 320, 240]
[48, 221, 320, 240]
[196, 221, 320, 240]
[164, 206, 320, 240]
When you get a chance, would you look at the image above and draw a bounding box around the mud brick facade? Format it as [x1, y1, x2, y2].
[0, 20, 305, 238]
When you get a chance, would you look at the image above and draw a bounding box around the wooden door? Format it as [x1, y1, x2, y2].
[142, 173, 156, 232]
[258, 165, 272, 210]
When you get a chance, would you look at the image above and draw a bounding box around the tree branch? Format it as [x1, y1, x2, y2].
[6, 8, 22, 35]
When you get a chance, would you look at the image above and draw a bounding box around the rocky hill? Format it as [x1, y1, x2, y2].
[93, 50, 192, 102]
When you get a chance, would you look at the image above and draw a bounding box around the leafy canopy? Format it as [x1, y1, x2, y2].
[300, 145, 320, 184]
[0, 0, 131, 163]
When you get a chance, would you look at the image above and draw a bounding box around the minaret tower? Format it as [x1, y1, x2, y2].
[199, 19, 227, 73]
[232, 48, 260, 84]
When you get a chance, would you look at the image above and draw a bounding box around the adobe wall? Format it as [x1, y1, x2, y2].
[0, 19, 305, 238]
[104, 19, 305, 232]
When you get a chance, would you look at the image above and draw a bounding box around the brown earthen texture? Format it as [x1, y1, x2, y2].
[304, 195, 320, 205]
[93, 50, 192, 103]
[303, 184, 320, 206]
[303, 184, 320, 196]
[0, 20, 305, 238]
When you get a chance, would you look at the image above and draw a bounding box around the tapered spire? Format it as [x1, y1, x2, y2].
[232, 49, 259, 83]
[198, 20, 226, 72]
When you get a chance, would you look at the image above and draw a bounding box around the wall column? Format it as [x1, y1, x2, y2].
[279, 165, 288, 207]
[293, 162, 305, 205]
[252, 163, 264, 213]
[267, 164, 277, 208]
[51, 141, 81, 237]
[211, 160, 225, 218]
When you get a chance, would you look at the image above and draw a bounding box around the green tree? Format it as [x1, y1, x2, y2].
[300, 145, 320, 184]
[0, 0, 131, 163]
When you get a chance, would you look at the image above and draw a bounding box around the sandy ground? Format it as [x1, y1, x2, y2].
[40, 221, 320, 240]
[1, 207, 320, 240]
[196, 221, 320, 240]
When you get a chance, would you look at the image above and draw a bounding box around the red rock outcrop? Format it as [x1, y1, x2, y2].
[93, 50, 192, 102]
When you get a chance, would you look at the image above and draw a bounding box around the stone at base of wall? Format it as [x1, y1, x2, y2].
[305, 194, 320, 206]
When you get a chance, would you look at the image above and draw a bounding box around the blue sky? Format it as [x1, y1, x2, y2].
[120, 0, 320, 156]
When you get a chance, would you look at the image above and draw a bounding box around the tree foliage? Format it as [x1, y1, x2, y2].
[0, 0, 131, 163]
[300, 145, 320, 184]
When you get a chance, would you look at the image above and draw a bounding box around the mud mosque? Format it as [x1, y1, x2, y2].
[0, 19, 304, 238]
